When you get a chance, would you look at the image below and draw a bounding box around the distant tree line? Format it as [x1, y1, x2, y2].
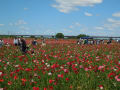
[77, 34, 89, 39]
[0, 33, 89, 39]
[55, 33, 88, 39]
[0, 35, 16, 38]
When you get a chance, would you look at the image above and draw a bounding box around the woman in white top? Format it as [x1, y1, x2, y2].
[13, 38, 18, 46]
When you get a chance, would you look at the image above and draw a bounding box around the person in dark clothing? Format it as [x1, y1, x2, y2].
[107, 38, 112, 44]
[32, 39, 37, 45]
[20, 39, 27, 54]
[18, 38, 21, 46]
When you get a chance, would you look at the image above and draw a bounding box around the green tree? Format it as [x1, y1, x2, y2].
[77, 34, 88, 39]
[30, 35, 35, 38]
[55, 33, 64, 39]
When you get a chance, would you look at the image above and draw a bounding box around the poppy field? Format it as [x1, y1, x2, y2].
[0, 39, 120, 90]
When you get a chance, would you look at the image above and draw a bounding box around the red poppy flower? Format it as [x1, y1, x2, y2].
[115, 75, 120, 81]
[49, 79, 53, 84]
[8, 81, 12, 85]
[66, 78, 69, 81]
[0, 79, 4, 82]
[108, 72, 115, 79]
[58, 74, 63, 78]
[98, 85, 103, 89]
[14, 76, 18, 80]
[21, 78, 27, 82]
[25, 68, 32, 72]
[43, 88, 47, 90]
[33, 87, 39, 90]
[49, 86, 53, 90]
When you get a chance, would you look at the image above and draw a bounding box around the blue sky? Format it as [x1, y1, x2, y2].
[0, 0, 120, 36]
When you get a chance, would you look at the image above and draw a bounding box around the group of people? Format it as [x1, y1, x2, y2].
[77, 39, 104, 45]
[13, 37, 46, 54]
[13, 38, 28, 54]
[1, 37, 120, 54]
[77, 39, 113, 45]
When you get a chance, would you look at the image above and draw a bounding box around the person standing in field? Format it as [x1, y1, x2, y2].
[13, 37, 18, 46]
[118, 40, 120, 43]
[20, 38, 27, 54]
[77, 40, 80, 45]
[107, 38, 112, 44]
[41, 38, 46, 46]
[0, 39, 4, 48]
[32, 38, 37, 45]
[18, 38, 21, 46]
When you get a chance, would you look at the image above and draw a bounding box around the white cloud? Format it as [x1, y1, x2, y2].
[103, 24, 114, 30]
[15, 20, 27, 26]
[9, 23, 13, 26]
[107, 18, 120, 24]
[94, 18, 120, 34]
[84, 12, 93, 16]
[0, 24, 4, 26]
[20, 26, 29, 30]
[96, 14, 100, 16]
[43, 29, 55, 35]
[52, 0, 103, 13]
[24, 8, 29, 10]
[95, 26, 104, 30]
[112, 12, 120, 17]
[63, 28, 73, 35]
[69, 25, 74, 28]
[103, 18, 120, 30]
[9, 20, 27, 27]
[75, 22, 81, 26]
[68, 22, 81, 29]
